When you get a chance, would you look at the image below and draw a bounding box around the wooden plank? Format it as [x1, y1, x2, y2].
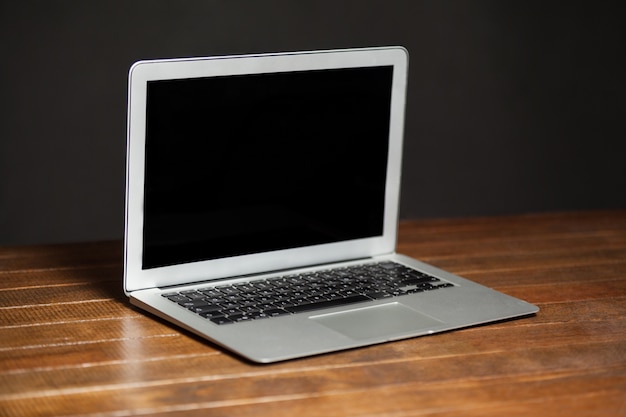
[419, 247, 626, 275]
[2, 239, 623, 306]
[142, 370, 626, 417]
[1, 342, 624, 417]
[460, 262, 626, 287]
[0, 298, 138, 327]
[3, 273, 622, 332]
[2, 306, 624, 392]
[398, 210, 626, 236]
[500, 278, 626, 304]
[0, 280, 122, 308]
[0, 265, 122, 290]
[398, 228, 626, 258]
[3, 293, 625, 352]
[0, 241, 122, 272]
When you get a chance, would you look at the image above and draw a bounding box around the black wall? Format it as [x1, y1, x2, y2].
[1, 1, 625, 245]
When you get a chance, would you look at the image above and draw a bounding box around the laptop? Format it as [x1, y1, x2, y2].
[124, 46, 538, 363]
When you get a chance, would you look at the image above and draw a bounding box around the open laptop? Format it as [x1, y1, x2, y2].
[124, 46, 538, 363]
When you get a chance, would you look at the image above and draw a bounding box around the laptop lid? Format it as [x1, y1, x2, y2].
[124, 46, 409, 293]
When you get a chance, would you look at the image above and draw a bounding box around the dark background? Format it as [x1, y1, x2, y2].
[1, 0, 625, 246]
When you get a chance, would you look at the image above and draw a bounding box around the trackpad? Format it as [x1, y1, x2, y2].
[310, 302, 443, 340]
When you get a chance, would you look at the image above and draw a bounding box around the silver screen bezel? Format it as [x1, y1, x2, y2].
[124, 46, 408, 292]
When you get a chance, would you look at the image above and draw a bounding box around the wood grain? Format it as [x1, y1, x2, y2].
[1, 210, 625, 416]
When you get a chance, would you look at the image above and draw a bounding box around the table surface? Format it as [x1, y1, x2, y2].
[2, 210, 625, 417]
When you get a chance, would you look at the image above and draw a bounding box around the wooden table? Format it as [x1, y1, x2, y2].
[2, 210, 625, 416]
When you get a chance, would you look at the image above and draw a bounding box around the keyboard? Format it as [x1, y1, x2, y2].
[162, 261, 454, 325]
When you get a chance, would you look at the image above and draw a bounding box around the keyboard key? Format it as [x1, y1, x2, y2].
[264, 308, 290, 317]
[199, 310, 225, 319]
[210, 316, 234, 325]
[365, 291, 394, 300]
[192, 304, 222, 314]
[163, 294, 190, 303]
[249, 311, 270, 320]
[179, 290, 206, 300]
[178, 299, 211, 308]
[228, 313, 253, 322]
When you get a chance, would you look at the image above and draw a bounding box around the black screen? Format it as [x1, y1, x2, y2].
[142, 66, 393, 269]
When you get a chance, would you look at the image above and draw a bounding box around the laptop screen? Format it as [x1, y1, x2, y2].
[142, 66, 394, 269]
